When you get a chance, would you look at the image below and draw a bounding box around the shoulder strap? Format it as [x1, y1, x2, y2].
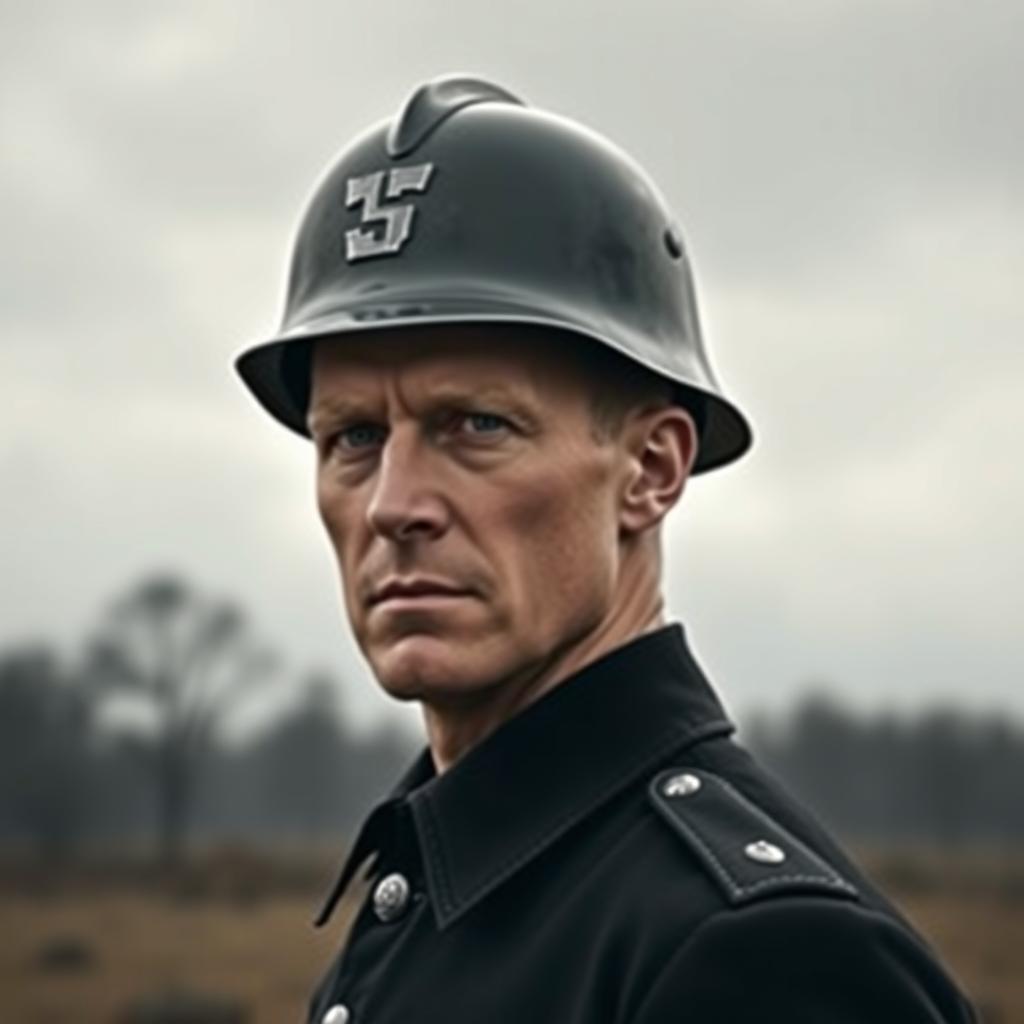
[648, 767, 859, 906]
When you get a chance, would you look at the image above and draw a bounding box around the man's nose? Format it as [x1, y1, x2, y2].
[365, 430, 448, 542]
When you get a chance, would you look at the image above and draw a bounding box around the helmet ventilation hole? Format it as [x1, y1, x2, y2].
[664, 227, 683, 260]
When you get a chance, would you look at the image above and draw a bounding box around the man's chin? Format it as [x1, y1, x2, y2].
[367, 633, 492, 702]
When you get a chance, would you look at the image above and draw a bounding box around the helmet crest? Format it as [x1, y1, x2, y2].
[387, 74, 525, 157]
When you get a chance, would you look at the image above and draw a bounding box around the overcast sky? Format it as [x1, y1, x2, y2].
[3, 0, 1021, 741]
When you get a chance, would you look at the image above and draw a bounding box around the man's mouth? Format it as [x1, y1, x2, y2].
[368, 577, 473, 607]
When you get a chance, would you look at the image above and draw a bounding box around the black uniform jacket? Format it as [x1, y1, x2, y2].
[308, 623, 977, 1024]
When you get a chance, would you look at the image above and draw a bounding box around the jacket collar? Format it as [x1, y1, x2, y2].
[313, 621, 734, 930]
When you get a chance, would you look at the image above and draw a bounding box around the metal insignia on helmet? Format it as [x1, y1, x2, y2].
[344, 162, 435, 262]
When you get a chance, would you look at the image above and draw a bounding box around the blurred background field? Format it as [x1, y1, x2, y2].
[2, 579, 1021, 1021]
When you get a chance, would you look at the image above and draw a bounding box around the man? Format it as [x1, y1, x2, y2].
[234, 75, 976, 1023]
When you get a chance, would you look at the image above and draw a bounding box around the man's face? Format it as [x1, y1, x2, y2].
[308, 325, 632, 704]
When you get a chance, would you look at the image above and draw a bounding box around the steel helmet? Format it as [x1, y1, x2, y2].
[234, 74, 753, 473]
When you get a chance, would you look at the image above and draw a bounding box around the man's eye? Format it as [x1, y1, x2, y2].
[459, 412, 511, 435]
[334, 423, 386, 451]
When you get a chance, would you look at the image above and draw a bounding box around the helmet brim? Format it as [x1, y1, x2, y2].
[235, 302, 752, 475]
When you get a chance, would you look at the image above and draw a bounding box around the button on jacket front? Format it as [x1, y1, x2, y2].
[307, 623, 977, 1024]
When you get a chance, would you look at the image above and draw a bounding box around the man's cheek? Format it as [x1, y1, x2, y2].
[501, 480, 563, 533]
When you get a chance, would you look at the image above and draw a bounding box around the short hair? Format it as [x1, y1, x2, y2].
[559, 331, 703, 446]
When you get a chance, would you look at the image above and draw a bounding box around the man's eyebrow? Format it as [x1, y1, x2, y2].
[307, 385, 537, 434]
[307, 398, 367, 435]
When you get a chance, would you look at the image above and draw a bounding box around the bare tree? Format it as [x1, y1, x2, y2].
[81, 573, 278, 865]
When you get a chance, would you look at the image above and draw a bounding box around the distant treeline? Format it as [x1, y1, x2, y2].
[0, 640, 418, 858]
[745, 696, 1024, 845]
[2, 572, 1021, 858]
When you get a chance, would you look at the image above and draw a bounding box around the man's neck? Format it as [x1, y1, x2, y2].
[421, 589, 666, 775]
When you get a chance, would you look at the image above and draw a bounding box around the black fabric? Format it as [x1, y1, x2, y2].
[308, 622, 977, 1024]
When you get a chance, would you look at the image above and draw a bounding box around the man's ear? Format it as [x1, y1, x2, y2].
[618, 405, 698, 536]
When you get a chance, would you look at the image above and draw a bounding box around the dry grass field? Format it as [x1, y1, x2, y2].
[0, 844, 1019, 1023]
